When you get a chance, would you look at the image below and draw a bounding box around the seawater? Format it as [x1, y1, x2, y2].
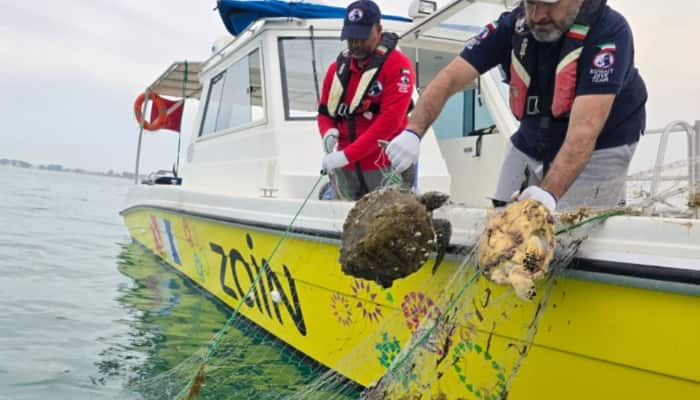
[0, 167, 330, 400]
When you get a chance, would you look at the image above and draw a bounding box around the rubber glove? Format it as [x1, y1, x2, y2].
[386, 129, 421, 173]
[322, 128, 339, 154]
[322, 151, 349, 173]
[518, 186, 557, 213]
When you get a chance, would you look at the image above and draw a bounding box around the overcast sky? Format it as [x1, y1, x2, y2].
[1, 0, 698, 174]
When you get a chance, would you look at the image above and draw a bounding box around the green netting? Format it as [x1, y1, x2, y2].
[107, 158, 695, 399]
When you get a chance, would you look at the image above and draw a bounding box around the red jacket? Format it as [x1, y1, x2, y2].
[318, 49, 415, 171]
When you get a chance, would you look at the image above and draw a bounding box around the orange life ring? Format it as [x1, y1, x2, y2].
[133, 92, 168, 131]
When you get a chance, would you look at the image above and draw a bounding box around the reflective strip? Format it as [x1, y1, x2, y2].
[552, 47, 583, 117]
[511, 51, 531, 87]
[509, 50, 531, 120]
[556, 47, 583, 74]
[327, 73, 345, 118]
[348, 67, 378, 114]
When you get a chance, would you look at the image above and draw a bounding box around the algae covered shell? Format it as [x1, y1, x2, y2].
[477, 199, 555, 300]
[339, 187, 451, 288]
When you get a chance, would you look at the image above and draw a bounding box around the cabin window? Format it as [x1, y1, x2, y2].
[279, 37, 345, 120]
[431, 88, 495, 139]
[200, 48, 264, 137]
[404, 47, 496, 139]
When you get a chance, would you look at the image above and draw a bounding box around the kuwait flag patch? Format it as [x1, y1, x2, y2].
[566, 24, 589, 40]
[598, 42, 617, 52]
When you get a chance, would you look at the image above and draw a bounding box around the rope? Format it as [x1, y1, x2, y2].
[374, 146, 405, 188]
[180, 174, 325, 399]
[555, 209, 626, 235]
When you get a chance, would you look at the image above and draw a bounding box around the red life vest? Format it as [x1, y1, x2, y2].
[509, 0, 606, 120]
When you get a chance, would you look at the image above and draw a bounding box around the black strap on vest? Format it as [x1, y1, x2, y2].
[318, 32, 399, 120]
[511, 0, 606, 174]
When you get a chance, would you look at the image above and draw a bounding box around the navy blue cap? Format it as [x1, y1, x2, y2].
[340, 0, 381, 40]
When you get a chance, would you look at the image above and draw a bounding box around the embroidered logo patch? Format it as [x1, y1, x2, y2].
[465, 37, 480, 50]
[592, 51, 615, 69]
[478, 21, 498, 40]
[348, 8, 363, 22]
[367, 81, 383, 96]
[399, 75, 410, 84]
[477, 26, 490, 40]
[397, 81, 410, 93]
[515, 17, 527, 34]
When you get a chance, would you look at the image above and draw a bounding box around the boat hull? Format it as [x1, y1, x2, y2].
[122, 206, 700, 399]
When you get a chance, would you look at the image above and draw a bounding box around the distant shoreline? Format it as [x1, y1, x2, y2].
[0, 159, 137, 180]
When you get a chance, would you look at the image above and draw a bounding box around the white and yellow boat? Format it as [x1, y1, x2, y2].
[121, 1, 700, 398]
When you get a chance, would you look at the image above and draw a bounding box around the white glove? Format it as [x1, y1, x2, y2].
[518, 186, 557, 213]
[322, 128, 339, 154]
[322, 151, 349, 172]
[386, 129, 421, 173]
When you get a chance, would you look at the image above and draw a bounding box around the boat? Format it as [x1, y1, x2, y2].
[120, 0, 700, 398]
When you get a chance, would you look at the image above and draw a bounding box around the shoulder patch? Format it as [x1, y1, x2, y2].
[592, 51, 615, 69]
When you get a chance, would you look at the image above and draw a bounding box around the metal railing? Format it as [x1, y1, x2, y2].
[628, 120, 699, 215]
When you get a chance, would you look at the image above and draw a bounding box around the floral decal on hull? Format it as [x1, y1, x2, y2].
[331, 292, 353, 327]
[351, 280, 383, 323]
[401, 292, 440, 332]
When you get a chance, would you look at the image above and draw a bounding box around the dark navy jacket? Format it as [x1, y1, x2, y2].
[460, 6, 647, 161]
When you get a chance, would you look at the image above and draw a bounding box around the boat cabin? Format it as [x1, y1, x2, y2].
[153, 1, 516, 208]
[136, 0, 699, 217]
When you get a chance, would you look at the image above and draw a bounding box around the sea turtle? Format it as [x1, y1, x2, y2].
[339, 186, 452, 288]
[477, 199, 555, 300]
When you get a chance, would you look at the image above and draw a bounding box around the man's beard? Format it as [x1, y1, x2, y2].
[529, 2, 581, 43]
[350, 49, 372, 60]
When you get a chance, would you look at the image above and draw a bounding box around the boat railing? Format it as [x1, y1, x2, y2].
[627, 120, 699, 215]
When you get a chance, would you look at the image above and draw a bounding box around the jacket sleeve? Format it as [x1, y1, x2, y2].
[342, 53, 415, 162]
[317, 63, 337, 137]
[460, 11, 514, 74]
[576, 20, 633, 96]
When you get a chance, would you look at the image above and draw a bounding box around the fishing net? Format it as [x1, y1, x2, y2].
[96, 241, 361, 400]
[104, 154, 696, 399]
[290, 206, 610, 400]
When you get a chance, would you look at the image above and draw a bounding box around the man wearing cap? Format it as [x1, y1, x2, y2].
[386, 0, 647, 211]
[318, 0, 416, 200]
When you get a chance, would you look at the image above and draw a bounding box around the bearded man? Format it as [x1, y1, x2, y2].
[386, 0, 647, 211]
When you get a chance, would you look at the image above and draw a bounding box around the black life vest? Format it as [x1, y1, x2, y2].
[319, 32, 399, 120]
[509, 0, 607, 120]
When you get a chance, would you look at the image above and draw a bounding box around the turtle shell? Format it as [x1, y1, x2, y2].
[477, 199, 555, 300]
[339, 187, 439, 288]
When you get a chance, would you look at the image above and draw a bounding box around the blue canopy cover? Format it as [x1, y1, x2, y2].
[217, 0, 411, 36]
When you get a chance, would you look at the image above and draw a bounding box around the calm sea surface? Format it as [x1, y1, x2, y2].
[0, 167, 335, 400]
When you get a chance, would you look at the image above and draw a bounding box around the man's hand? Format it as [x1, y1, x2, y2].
[518, 186, 557, 213]
[322, 151, 349, 172]
[322, 128, 339, 154]
[386, 129, 421, 173]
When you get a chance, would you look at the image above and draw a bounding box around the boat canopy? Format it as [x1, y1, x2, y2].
[145, 61, 203, 100]
[217, 0, 411, 36]
[400, 0, 512, 50]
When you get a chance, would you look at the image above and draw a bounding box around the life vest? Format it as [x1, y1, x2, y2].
[320, 32, 399, 120]
[509, 0, 606, 120]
